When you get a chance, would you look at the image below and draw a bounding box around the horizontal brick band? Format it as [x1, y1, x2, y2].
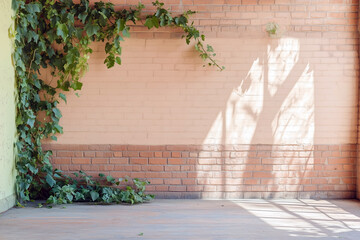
[44, 144, 357, 199]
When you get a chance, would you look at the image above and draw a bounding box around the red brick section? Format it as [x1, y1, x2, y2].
[43, 144, 357, 199]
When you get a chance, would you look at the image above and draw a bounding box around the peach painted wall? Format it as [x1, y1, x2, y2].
[49, 0, 359, 146]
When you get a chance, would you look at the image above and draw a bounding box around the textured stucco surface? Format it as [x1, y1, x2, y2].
[0, 0, 16, 212]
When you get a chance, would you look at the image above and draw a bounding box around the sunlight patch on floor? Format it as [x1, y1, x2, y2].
[232, 199, 360, 238]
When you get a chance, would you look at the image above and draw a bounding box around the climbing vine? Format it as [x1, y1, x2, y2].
[12, 0, 223, 205]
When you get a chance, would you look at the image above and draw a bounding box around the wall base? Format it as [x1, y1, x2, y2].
[0, 194, 16, 213]
[149, 191, 355, 199]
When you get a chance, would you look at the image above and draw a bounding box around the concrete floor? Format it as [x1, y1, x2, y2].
[0, 199, 360, 239]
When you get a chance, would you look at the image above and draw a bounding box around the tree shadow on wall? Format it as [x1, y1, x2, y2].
[201, 37, 316, 198]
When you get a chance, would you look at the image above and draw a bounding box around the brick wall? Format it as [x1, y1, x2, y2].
[45, 143, 357, 199]
[46, 0, 360, 198]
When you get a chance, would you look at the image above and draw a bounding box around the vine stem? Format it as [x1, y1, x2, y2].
[198, 41, 223, 71]
[27, 50, 36, 79]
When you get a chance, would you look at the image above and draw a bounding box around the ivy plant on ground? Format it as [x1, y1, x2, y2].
[12, 0, 223, 205]
[46, 171, 153, 205]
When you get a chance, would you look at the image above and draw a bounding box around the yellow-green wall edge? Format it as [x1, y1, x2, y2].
[0, 0, 16, 213]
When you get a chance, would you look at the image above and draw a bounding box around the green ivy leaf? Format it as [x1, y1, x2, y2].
[152, 16, 159, 28]
[12, 0, 20, 11]
[52, 108, 62, 119]
[25, 3, 41, 14]
[90, 191, 99, 201]
[26, 164, 38, 174]
[85, 23, 100, 37]
[16, 115, 23, 125]
[116, 19, 126, 33]
[33, 79, 41, 89]
[115, 57, 121, 65]
[122, 28, 130, 38]
[144, 18, 154, 29]
[59, 93, 67, 103]
[72, 81, 83, 91]
[206, 45, 214, 52]
[56, 23, 69, 41]
[46, 174, 56, 187]
[26, 118, 35, 128]
[66, 193, 73, 202]
[26, 31, 39, 43]
[78, 12, 88, 23]
[106, 175, 115, 183]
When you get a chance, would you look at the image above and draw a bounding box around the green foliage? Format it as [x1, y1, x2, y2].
[265, 22, 281, 37]
[46, 171, 153, 204]
[13, 0, 222, 205]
